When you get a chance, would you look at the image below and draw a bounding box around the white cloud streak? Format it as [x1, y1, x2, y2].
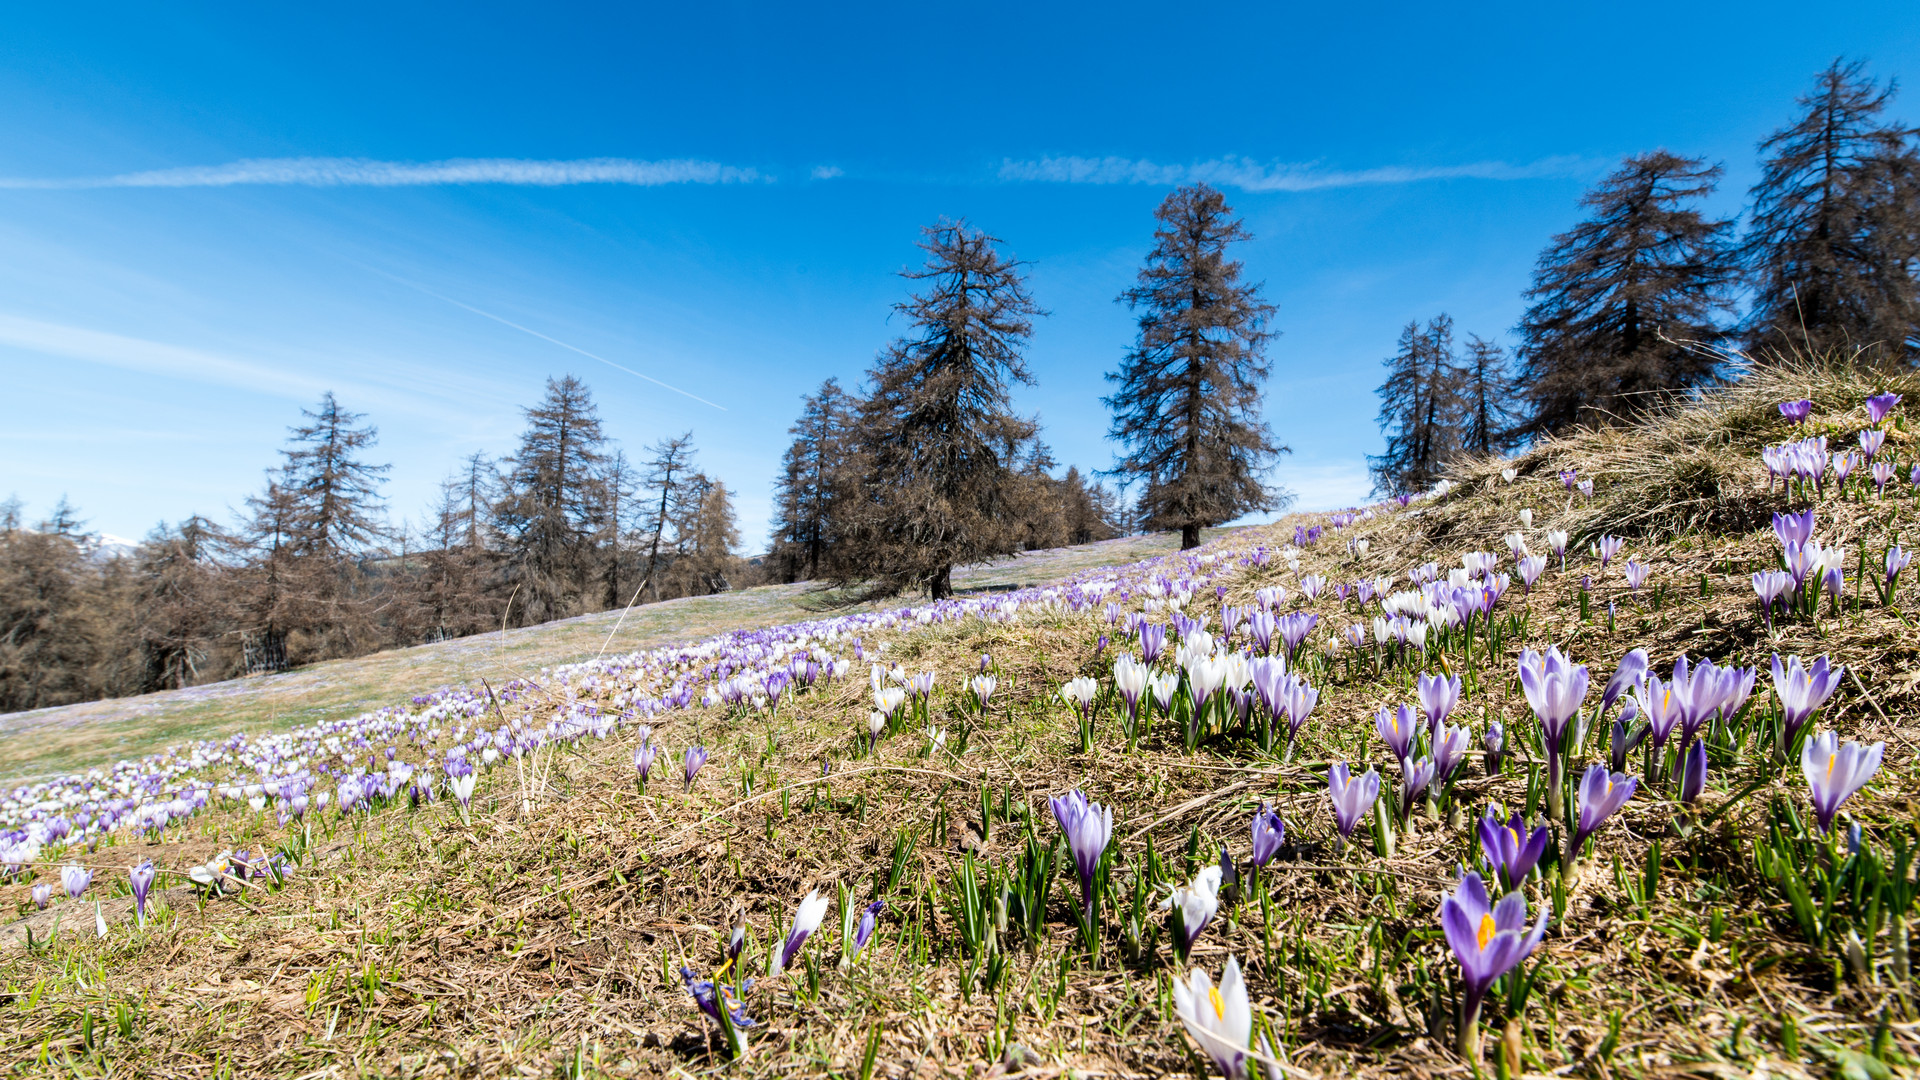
[0, 312, 335, 400]
[997, 154, 1594, 192]
[0, 156, 766, 190]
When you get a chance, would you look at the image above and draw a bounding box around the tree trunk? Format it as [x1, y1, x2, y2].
[929, 564, 952, 600]
[1181, 524, 1201, 550]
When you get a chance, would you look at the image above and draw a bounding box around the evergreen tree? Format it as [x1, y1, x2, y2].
[494, 376, 608, 624]
[1459, 334, 1521, 457]
[637, 432, 696, 601]
[1106, 184, 1286, 548]
[1742, 59, 1920, 361]
[1515, 152, 1737, 434]
[671, 472, 741, 596]
[770, 378, 855, 583]
[132, 515, 236, 690]
[1369, 315, 1464, 495]
[841, 220, 1044, 598]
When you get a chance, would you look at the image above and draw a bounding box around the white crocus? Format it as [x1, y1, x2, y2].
[1519, 508, 1533, 528]
[1172, 954, 1253, 1079]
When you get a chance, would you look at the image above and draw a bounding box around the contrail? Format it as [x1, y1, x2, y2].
[380, 273, 726, 411]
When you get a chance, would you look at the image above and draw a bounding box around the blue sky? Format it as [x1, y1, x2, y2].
[2, 3, 1916, 550]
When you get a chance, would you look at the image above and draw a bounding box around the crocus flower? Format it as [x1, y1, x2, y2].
[1630, 676, 1685, 755]
[1885, 546, 1910, 597]
[1399, 756, 1436, 821]
[1622, 559, 1649, 591]
[1800, 730, 1885, 832]
[1375, 705, 1418, 763]
[1597, 535, 1624, 567]
[682, 966, 754, 1055]
[1578, 479, 1594, 499]
[1482, 722, 1505, 775]
[1517, 555, 1547, 591]
[970, 674, 997, 710]
[632, 740, 657, 788]
[771, 889, 830, 974]
[1547, 530, 1569, 567]
[683, 746, 709, 791]
[850, 900, 885, 957]
[1432, 724, 1471, 782]
[1678, 738, 1708, 805]
[1779, 398, 1813, 424]
[1609, 708, 1648, 773]
[1163, 864, 1223, 960]
[1050, 789, 1113, 925]
[1866, 392, 1902, 425]
[1559, 469, 1577, 489]
[62, 864, 92, 899]
[1860, 428, 1887, 459]
[32, 883, 50, 909]
[1416, 673, 1461, 735]
[1249, 803, 1285, 868]
[1772, 654, 1844, 750]
[1139, 623, 1168, 665]
[1149, 671, 1179, 714]
[1112, 657, 1147, 728]
[1518, 646, 1590, 792]
[1600, 648, 1647, 717]
[1478, 811, 1549, 891]
[1278, 674, 1319, 748]
[1172, 955, 1253, 1079]
[1571, 764, 1637, 855]
[1773, 511, 1817, 551]
[130, 861, 156, 927]
[1442, 872, 1548, 1057]
[1327, 763, 1381, 841]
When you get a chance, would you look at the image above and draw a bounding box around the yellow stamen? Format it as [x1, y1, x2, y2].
[1507, 826, 1521, 849]
[1209, 986, 1225, 1020]
[1477, 913, 1496, 950]
[1827, 752, 1837, 778]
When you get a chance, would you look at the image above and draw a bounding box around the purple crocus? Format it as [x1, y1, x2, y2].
[1278, 675, 1319, 748]
[850, 900, 885, 957]
[1139, 623, 1168, 665]
[1597, 535, 1624, 568]
[1518, 646, 1591, 804]
[1800, 731, 1885, 832]
[1276, 612, 1319, 661]
[1432, 723, 1472, 783]
[62, 864, 91, 899]
[1772, 509, 1815, 548]
[682, 966, 754, 1055]
[1249, 803, 1285, 868]
[1482, 722, 1505, 775]
[1678, 738, 1708, 806]
[771, 889, 830, 974]
[633, 739, 657, 789]
[1570, 764, 1637, 857]
[31, 883, 50, 910]
[1866, 392, 1902, 426]
[1630, 675, 1685, 756]
[129, 860, 156, 927]
[1440, 872, 1548, 1058]
[683, 746, 709, 791]
[1600, 649, 1648, 717]
[1398, 756, 1436, 823]
[1609, 708, 1648, 773]
[1049, 789, 1113, 925]
[1772, 653, 1844, 752]
[1416, 673, 1461, 736]
[1779, 399, 1813, 424]
[1375, 705, 1419, 763]
[1327, 763, 1381, 843]
[1622, 559, 1649, 591]
[1478, 811, 1550, 891]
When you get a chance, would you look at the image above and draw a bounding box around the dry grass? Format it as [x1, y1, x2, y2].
[2, 365, 1919, 1079]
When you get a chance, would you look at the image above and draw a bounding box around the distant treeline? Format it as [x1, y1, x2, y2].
[1369, 59, 1920, 495]
[7, 127, 1346, 712]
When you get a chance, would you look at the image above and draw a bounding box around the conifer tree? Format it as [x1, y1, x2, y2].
[841, 220, 1044, 598]
[494, 376, 607, 623]
[1106, 184, 1285, 548]
[770, 378, 855, 582]
[637, 432, 696, 601]
[1458, 334, 1520, 457]
[1369, 315, 1463, 495]
[1742, 59, 1920, 361]
[1514, 152, 1737, 434]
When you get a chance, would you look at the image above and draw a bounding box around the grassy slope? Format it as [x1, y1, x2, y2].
[0, 532, 1184, 785]
[3, 367, 1919, 1079]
